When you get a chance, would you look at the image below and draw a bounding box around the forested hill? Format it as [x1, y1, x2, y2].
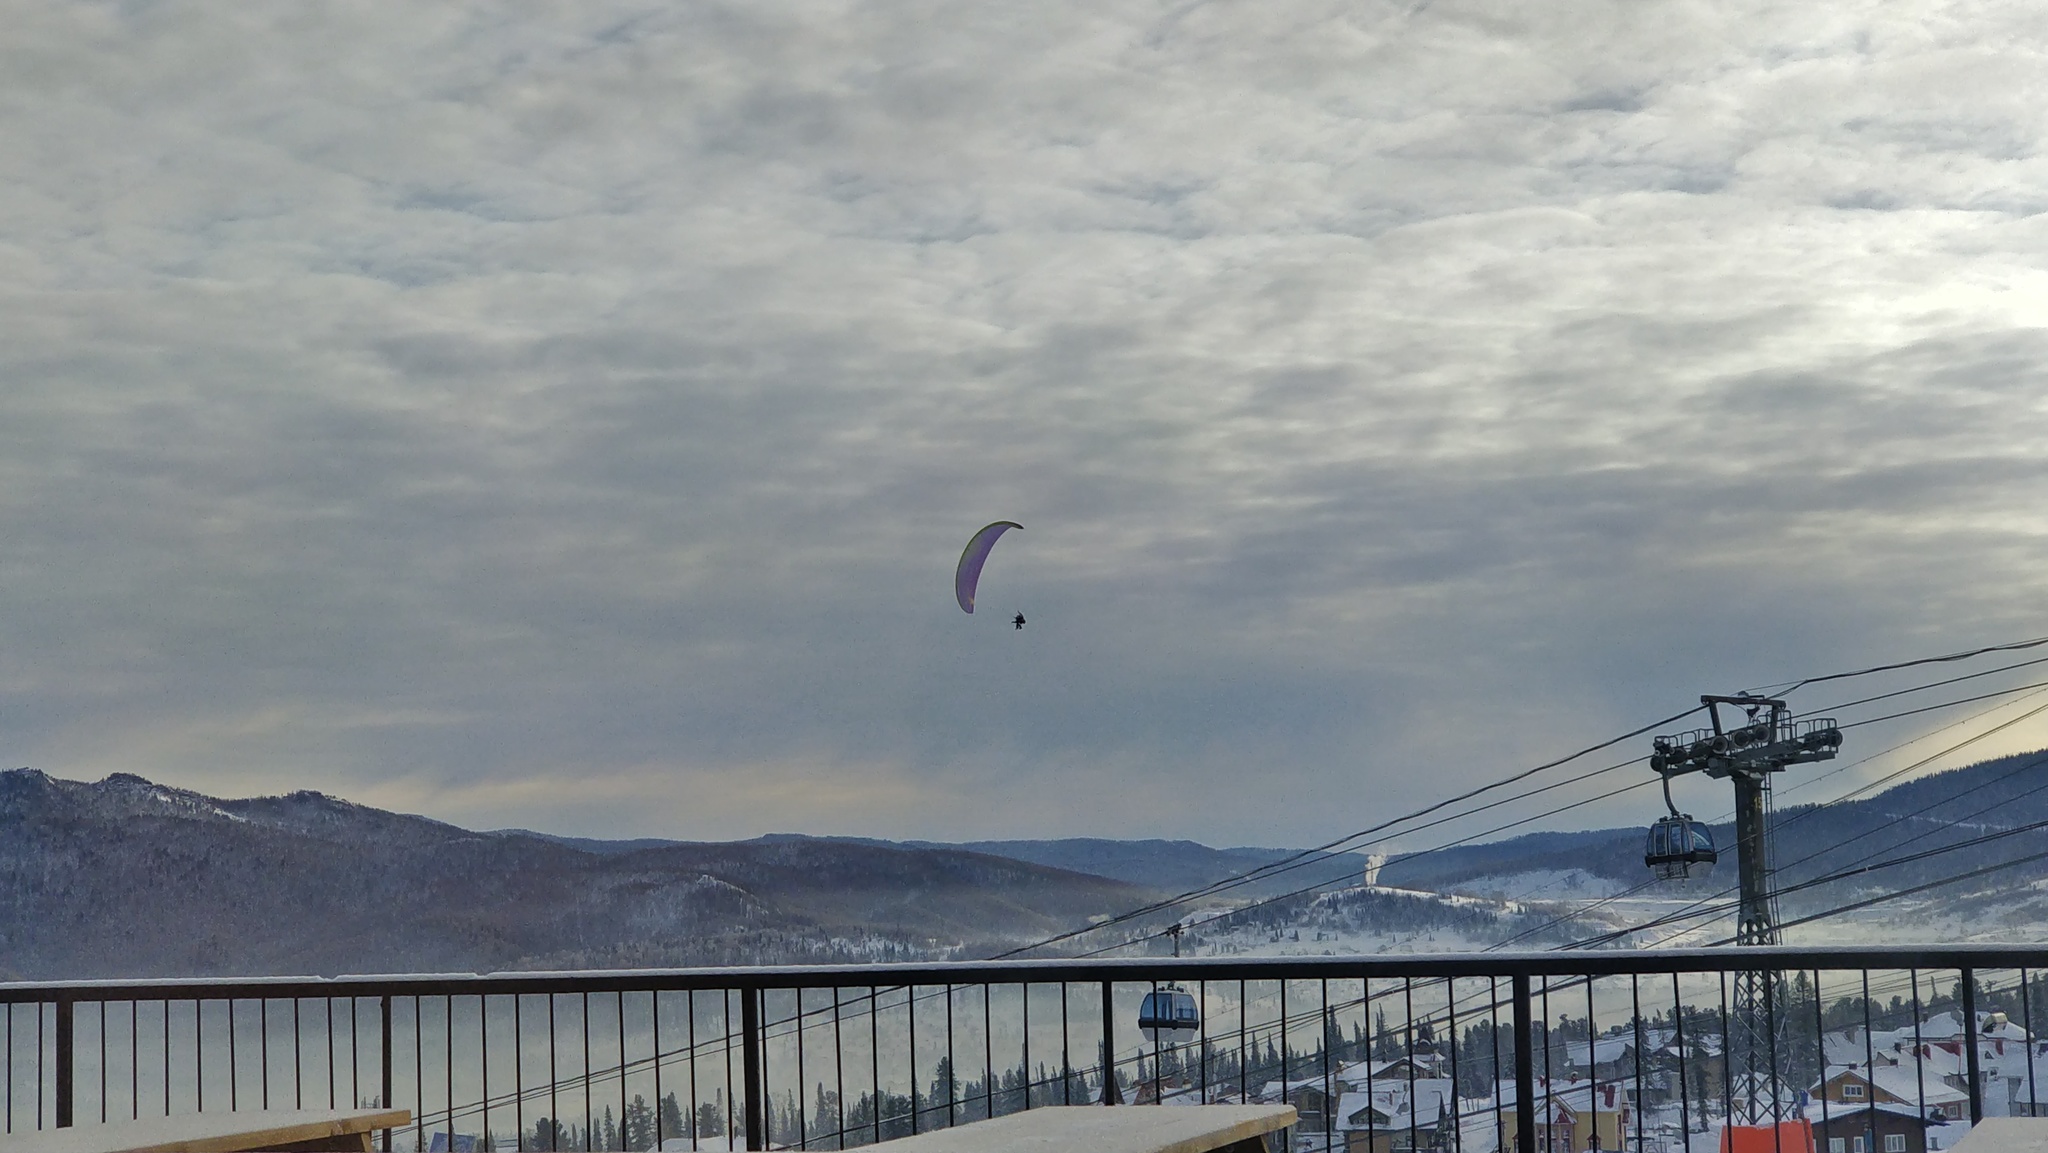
[0, 769, 1154, 980]
[1378, 745, 2048, 922]
[520, 834, 1339, 897]
[10, 745, 2047, 980]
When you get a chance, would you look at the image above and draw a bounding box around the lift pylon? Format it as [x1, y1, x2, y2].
[1652, 694, 1843, 1124]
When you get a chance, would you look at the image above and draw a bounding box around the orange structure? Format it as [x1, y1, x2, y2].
[1722, 1120, 1817, 1153]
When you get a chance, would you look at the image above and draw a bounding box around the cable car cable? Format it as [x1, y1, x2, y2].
[1097, 673, 2048, 958]
[1569, 681, 2048, 948]
[1014, 633, 2048, 962]
[1710, 841, 2048, 946]
[1589, 752, 2048, 949]
[991, 704, 1707, 958]
[1108, 669, 2048, 957]
[1079, 773, 1664, 957]
[1575, 754, 2048, 949]
[1136, 649, 2048, 956]
[437, 705, 2048, 1136]
[1492, 680, 2048, 951]
[1088, 776, 1661, 955]
[1794, 652, 2048, 719]
[1746, 633, 2048, 698]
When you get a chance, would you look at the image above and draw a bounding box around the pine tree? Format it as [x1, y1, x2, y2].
[658, 1095, 687, 1145]
[845, 1089, 875, 1142]
[778, 1089, 800, 1146]
[623, 1095, 656, 1152]
[812, 1084, 839, 1146]
[695, 1101, 724, 1138]
[931, 1055, 957, 1120]
[1374, 1008, 1400, 1060]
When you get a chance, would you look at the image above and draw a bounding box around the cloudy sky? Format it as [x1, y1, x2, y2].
[5, 0, 2048, 846]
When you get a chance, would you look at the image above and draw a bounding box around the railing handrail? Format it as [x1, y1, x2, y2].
[3, 943, 2036, 1153]
[7, 942, 2048, 1001]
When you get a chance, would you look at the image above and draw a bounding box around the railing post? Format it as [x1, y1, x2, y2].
[1962, 969, 1983, 1124]
[742, 986, 765, 1150]
[1099, 980, 1122, 1105]
[380, 995, 395, 1151]
[1512, 975, 1534, 1153]
[54, 996, 74, 1129]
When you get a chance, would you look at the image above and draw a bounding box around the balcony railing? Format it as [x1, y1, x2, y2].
[5, 945, 2046, 1153]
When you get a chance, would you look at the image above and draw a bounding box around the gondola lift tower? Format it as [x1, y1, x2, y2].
[1650, 694, 1843, 1125]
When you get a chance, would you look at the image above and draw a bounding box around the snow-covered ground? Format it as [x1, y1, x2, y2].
[1096, 859, 2048, 960]
[1445, 869, 1634, 903]
[1195, 921, 1510, 957]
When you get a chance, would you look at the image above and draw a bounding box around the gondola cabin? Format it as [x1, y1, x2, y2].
[1644, 815, 1717, 881]
[1138, 986, 1201, 1043]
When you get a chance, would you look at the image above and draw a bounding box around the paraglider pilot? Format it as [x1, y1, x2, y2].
[1013, 613, 1026, 630]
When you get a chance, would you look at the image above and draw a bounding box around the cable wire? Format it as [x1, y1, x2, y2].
[1751, 634, 2048, 697]
[992, 706, 1706, 958]
[1560, 682, 2048, 949]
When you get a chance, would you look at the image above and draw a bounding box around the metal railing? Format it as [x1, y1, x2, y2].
[6, 945, 2048, 1153]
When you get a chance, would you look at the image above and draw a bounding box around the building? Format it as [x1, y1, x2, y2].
[1336, 1056, 1449, 1087]
[1562, 1037, 1642, 1085]
[1822, 1029, 1906, 1071]
[1811, 1103, 1957, 1153]
[1333, 1078, 1460, 1153]
[1338, 1094, 1396, 1153]
[1497, 1079, 1633, 1153]
[1812, 1065, 1967, 1120]
[1264, 1078, 1340, 1132]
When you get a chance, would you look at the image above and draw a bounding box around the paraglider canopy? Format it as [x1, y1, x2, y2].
[955, 521, 1022, 613]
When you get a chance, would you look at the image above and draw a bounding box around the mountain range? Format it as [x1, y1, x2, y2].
[0, 769, 1155, 980]
[8, 745, 2048, 980]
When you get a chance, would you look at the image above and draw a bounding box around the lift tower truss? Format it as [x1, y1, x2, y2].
[1653, 694, 1843, 1124]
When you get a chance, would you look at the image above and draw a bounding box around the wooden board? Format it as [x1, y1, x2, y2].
[861, 1104, 1298, 1153]
[0, 1108, 411, 1153]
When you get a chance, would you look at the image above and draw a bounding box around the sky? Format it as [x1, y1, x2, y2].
[5, 1, 2048, 846]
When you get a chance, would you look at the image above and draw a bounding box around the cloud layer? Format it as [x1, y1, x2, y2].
[4, 0, 2048, 843]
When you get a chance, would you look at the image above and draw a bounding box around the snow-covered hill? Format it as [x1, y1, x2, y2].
[11, 744, 2048, 979]
[0, 768, 1150, 979]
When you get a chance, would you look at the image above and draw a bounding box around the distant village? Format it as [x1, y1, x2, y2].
[411, 1003, 2048, 1153]
[1122, 1009, 2048, 1153]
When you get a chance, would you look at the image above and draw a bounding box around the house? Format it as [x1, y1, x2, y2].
[1975, 1046, 2048, 1118]
[1651, 1032, 1727, 1101]
[1915, 1012, 2029, 1051]
[1337, 1056, 1447, 1087]
[1338, 1093, 1396, 1153]
[1811, 1102, 1957, 1153]
[1497, 1079, 1632, 1153]
[1263, 1077, 1340, 1132]
[1904, 1014, 2039, 1117]
[1815, 1012, 2048, 1120]
[1823, 1029, 1906, 1071]
[1812, 1064, 1967, 1120]
[1385, 1081, 1457, 1153]
[1561, 1037, 1640, 1084]
[1335, 1079, 1458, 1153]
